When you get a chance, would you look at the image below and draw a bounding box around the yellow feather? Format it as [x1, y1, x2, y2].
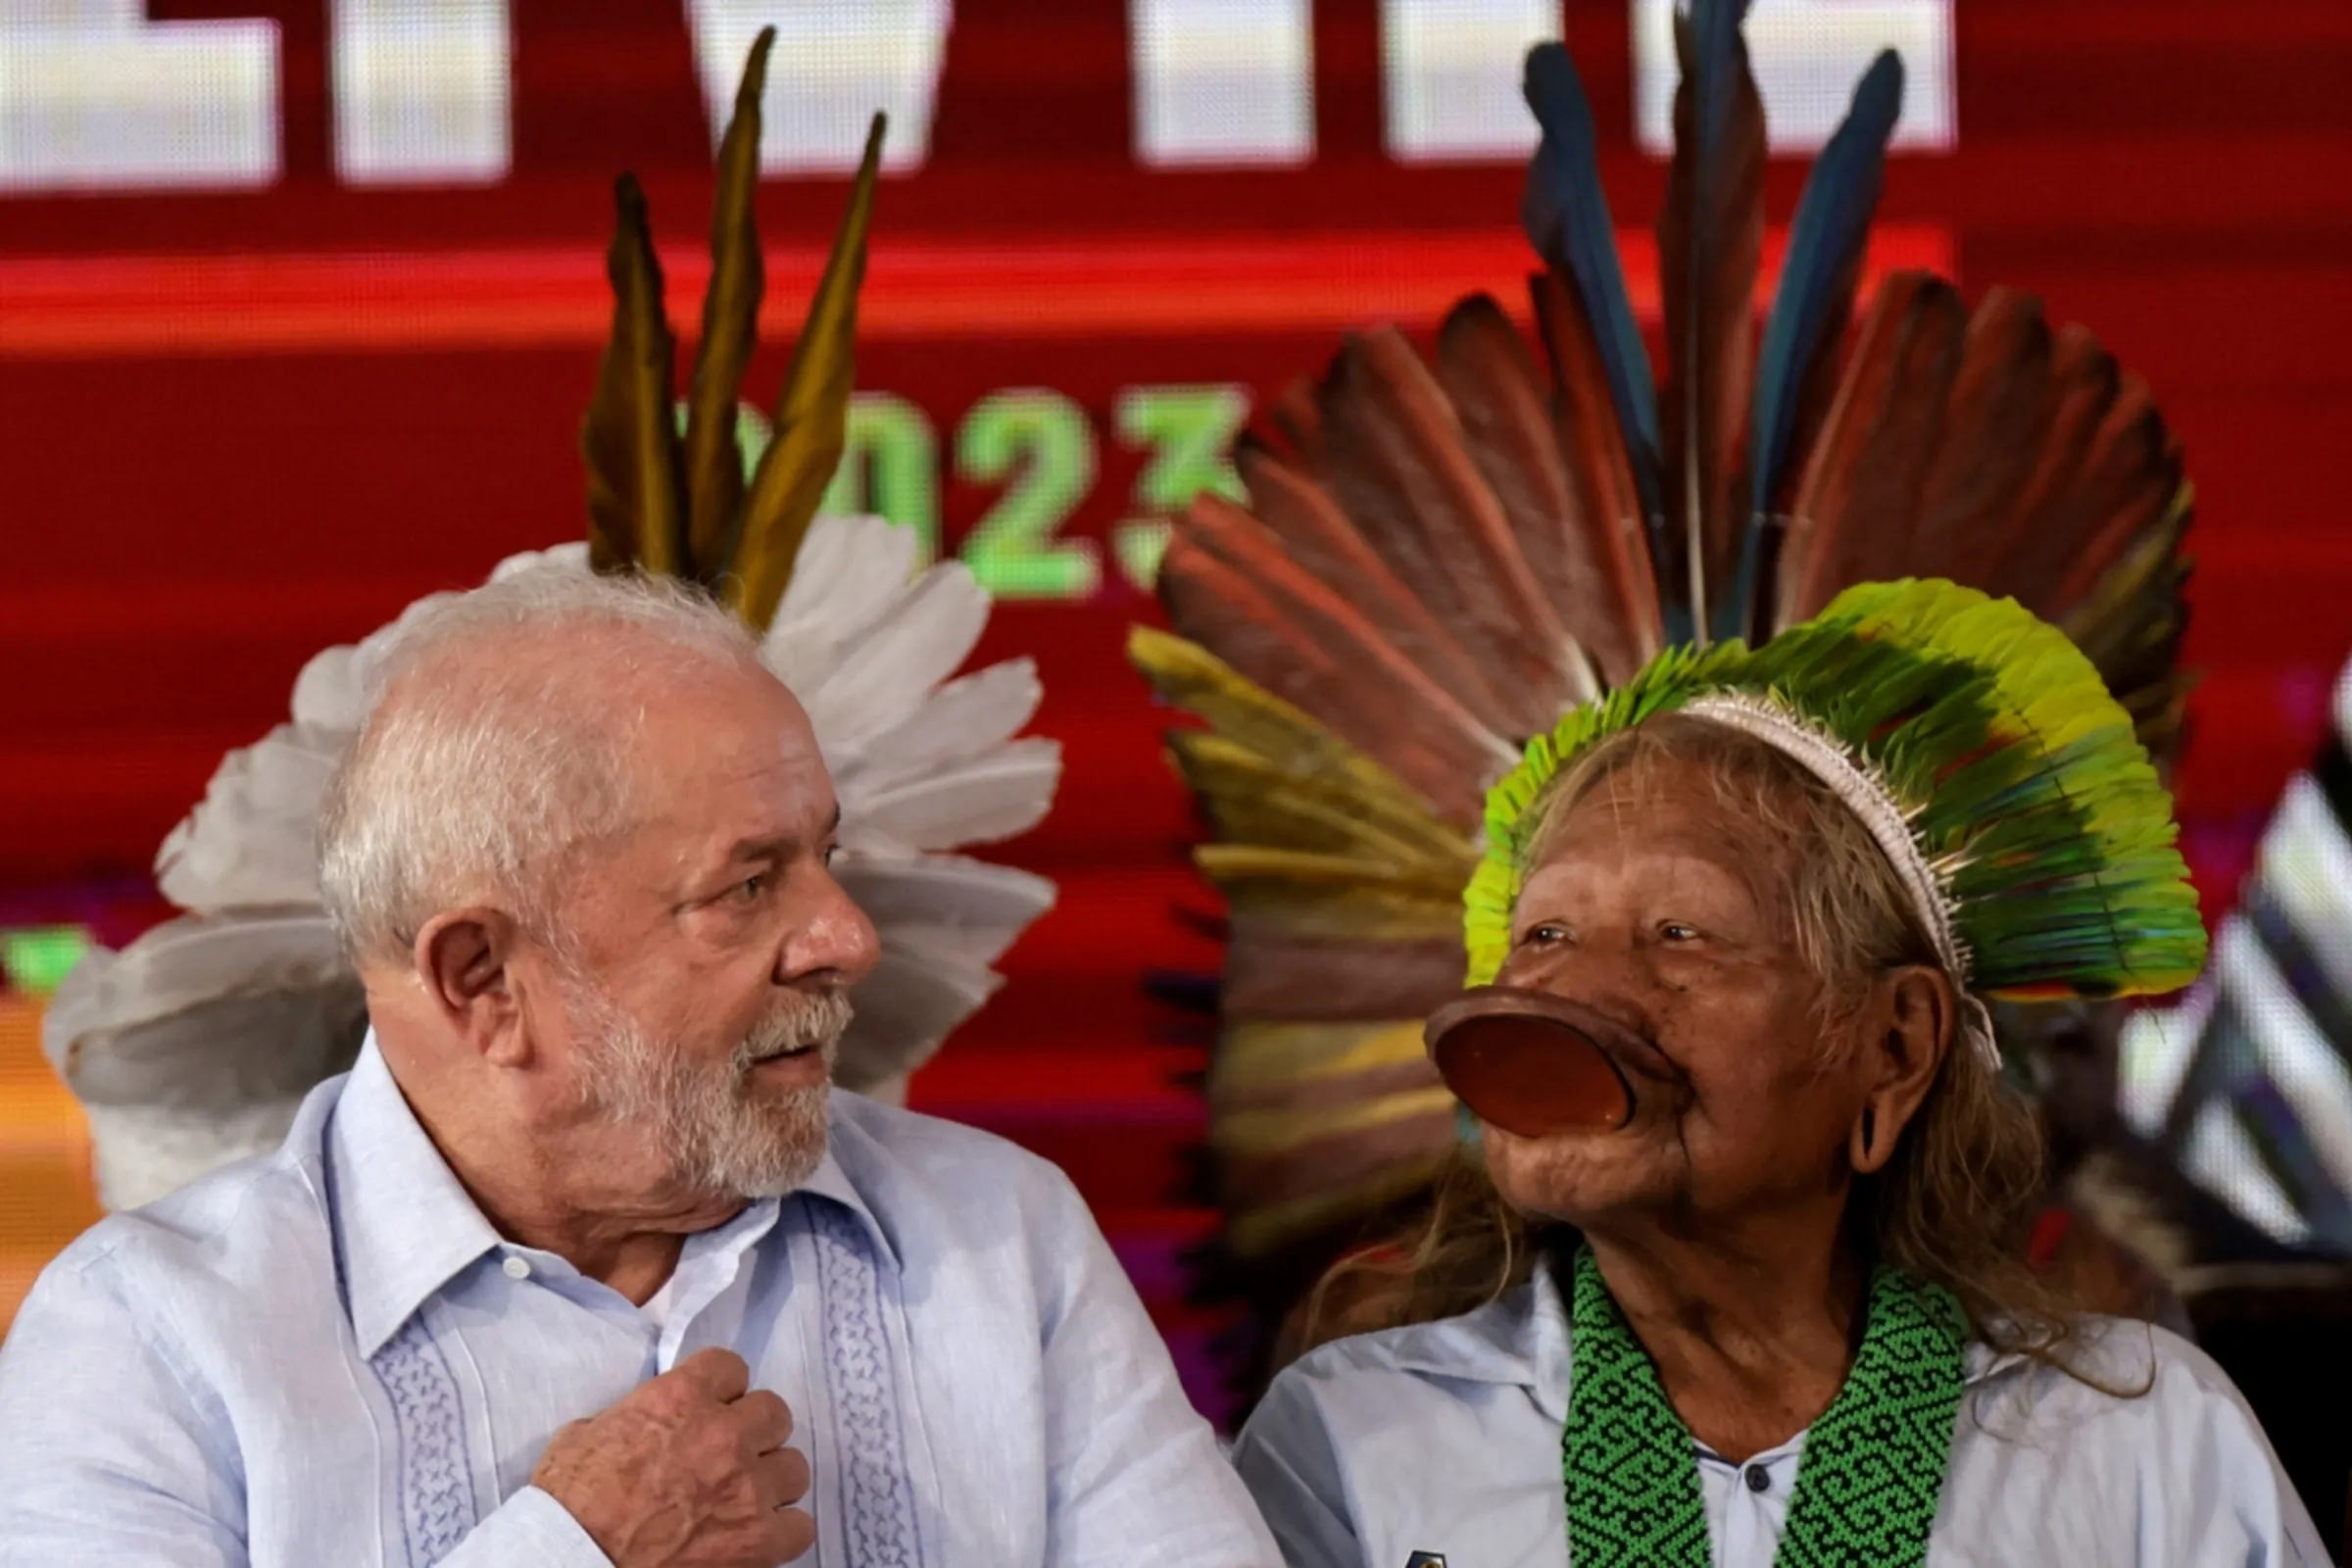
[1212, 1084, 1457, 1159]
[1228, 1155, 1454, 1259]
[1169, 732, 1475, 872]
[680, 26, 773, 583]
[1131, 629, 1431, 805]
[725, 113, 887, 630]
[580, 174, 685, 575]
[1210, 1019, 1429, 1100]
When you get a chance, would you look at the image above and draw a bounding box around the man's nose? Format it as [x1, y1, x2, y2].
[779, 869, 881, 989]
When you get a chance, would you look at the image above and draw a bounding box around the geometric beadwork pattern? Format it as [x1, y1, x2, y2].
[1562, 1245, 1965, 1568]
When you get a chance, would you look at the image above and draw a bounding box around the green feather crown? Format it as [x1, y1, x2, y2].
[1463, 579, 2208, 1009]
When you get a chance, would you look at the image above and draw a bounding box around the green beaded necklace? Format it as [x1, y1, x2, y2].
[1561, 1244, 1968, 1568]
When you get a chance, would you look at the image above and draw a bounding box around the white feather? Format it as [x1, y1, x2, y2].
[349, 586, 465, 700]
[288, 546, 580, 733]
[835, 659, 1045, 800]
[834, 855, 1056, 969]
[761, 514, 918, 697]
[45, 912, 365, 1113]
[155, 723, 344, 911]
[839, 931, 1007, 1091]
[82, 1101, 317, 1213]
[490, 542, 591, 582]
[289, 645, 365, 732]
[843, 737, 1061, 855]
[799, 563, 991, 760]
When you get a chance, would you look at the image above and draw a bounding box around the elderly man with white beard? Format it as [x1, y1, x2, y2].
[0, 569, 1280, 1568]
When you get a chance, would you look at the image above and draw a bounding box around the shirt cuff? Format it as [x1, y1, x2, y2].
[441, 1486, 613, 1567]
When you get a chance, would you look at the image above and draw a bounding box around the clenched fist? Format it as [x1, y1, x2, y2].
[532, 1348, 813, 1567]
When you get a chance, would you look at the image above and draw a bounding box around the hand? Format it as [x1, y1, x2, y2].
[531, 1348, 813, 1567]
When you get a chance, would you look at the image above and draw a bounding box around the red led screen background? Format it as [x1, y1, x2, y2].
[2, 1, 2350, 1417]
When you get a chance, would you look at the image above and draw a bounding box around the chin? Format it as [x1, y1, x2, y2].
[1484, 1122, 1676, 1227]
[668, 1078, 833, 1201]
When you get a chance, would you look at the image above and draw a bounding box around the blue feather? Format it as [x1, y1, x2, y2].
[1722, 47, 1904, 641]
[1690, 0, 1752, 194]
[1747, 49, 1904, 515]
[1521, 42, 1662, 536]
[1681, 0, 1754, 643]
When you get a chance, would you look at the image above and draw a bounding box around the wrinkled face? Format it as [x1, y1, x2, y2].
[528, 658, 880, 1199]
[1482, 759, 1880, 1232]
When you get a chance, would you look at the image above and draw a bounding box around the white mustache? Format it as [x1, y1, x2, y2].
[735, 991, 854, 1069]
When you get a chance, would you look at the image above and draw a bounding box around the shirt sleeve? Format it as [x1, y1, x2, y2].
[434, 1486, 614, 1567]
[1031, 1163, 1283, 1568]
[0, 1250, 248, 1567]
[2132, 1332, 2332, 1567]
[1230, 1365, 1367, 1568]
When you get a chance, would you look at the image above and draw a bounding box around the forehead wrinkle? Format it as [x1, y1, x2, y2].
[1546, 765, 1798, 925]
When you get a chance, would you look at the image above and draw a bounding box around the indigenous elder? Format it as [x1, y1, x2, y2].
[0, 570, 1279, 1568]
[1230, 582, 2324, 1567]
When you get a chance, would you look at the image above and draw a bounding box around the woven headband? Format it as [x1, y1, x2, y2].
[1680, 692, 1998, 1070]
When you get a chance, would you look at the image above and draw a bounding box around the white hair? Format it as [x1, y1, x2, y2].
[318, 565, 765, 967]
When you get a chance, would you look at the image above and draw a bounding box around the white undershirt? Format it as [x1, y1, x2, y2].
[638, 1275, 678, 1331]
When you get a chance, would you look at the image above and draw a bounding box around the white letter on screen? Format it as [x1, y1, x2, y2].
[1382, 0, 1557, 163]
[331, 0, 511, 185]
[684, 0, 952, 173]
[0, 0, 278, 191]
[1632, 0, 1954, 154]
[1131, 0, 1313, 168]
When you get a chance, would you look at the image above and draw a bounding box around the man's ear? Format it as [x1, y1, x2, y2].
[1847, 964, 1956, 1176]
[415, 907, 530, 1068]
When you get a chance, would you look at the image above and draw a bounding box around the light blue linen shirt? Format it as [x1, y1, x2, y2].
[1232, 1264, 2327, 1568]
[0, 1039, 1280, 1567]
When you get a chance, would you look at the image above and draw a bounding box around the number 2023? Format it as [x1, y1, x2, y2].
[727, 384, 1250, 601]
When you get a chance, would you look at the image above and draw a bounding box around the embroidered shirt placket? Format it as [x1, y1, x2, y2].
[808, 1198, 927, 1568]
[368, 1303, 480, 1568]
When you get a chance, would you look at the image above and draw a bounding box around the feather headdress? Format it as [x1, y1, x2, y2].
[1131, 0, 2194, 1365]
[1470, 578, 2204, 1017]
[44, 30, 1060, 1211]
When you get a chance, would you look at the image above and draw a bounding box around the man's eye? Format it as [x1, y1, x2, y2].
[1659, 921, 1698, 943]
[733, 874, 768, 902]
[1519, 923, 1567, 947]
[822, 844, 841, 868]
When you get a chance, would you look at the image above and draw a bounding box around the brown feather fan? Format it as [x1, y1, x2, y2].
[1657, 6, 1766, 626]
[1129, 6, 2196, 1405]
[577, 25, 886, 633]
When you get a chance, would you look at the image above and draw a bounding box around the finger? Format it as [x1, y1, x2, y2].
[751, 1445, 812, 1511]
[765, 1502, 816, 1563]
[734, 1388, 794, 1451]
[668, 1347, 751, 1403]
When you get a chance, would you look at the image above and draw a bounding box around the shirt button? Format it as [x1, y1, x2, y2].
[502, 1255, 531, 1281]
[1744, 1465, 1771, 1494]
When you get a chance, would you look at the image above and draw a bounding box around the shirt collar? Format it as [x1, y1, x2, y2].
[328, 1034, 902, 1356]
[792, 1134, 900, 1271]
[1381, 1261, 1575, 1422]
[328, 1036, 505, 1358]
[1379, 1256, 2011, 1422]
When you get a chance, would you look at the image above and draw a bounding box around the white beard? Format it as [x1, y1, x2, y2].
[564, 980, 851, 1200]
